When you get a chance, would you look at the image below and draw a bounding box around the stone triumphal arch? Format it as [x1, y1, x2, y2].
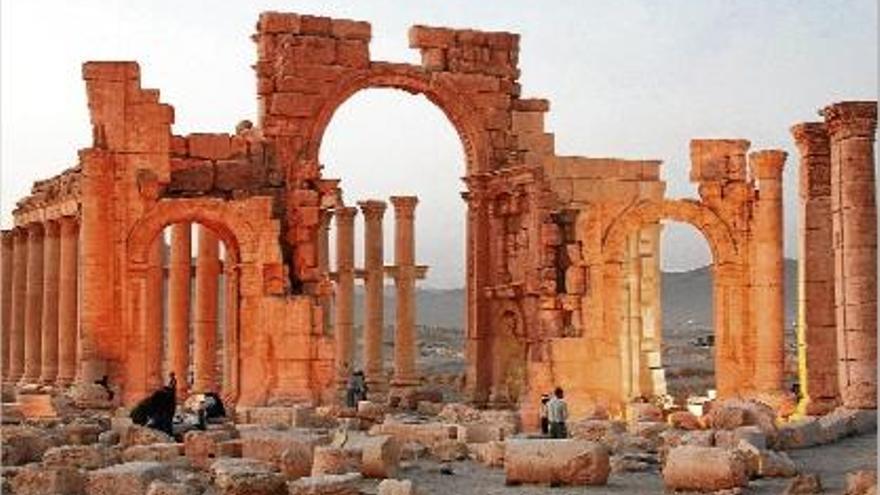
[1, 12, 876, 426]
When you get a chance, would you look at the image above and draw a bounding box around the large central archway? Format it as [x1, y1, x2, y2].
[601, 199, 750, 399]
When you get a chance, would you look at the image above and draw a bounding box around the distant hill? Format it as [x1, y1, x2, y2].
[354, 259, 799, 334]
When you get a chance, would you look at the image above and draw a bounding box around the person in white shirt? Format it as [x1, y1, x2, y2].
[547, 387, 569, 438]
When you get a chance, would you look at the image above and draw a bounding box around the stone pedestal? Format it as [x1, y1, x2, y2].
[749, 150, 787, 395]
[390, 196, 419, 389]
[39, 221, 60, 385]
[792, 122, 839, 415]
[168, 223, 192, 397]
[21, 223, 45, 385]
[824, 101, 878, 409]
[358, 200, 387, 391]
[193, 226, 220, 393]
[334, 207, 357, 388]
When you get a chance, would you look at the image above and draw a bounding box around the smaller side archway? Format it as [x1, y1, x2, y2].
[600, 199, 752, 404]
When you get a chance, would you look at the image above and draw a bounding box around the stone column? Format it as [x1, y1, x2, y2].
[390, 196, 419, 388]
[8, 229, 28, 383]
[638, 223, 666, 397]
[56, 217, 79, 386]
[1, 231, 13, 379]
[317, 210, 333, 334]
[21, 223, 44, 385]
[144, 236, 164, 391]
[193, 226, 220, 393]
[334, 206, 357, 386]
[167, 223, 192, 397]
[358, 200, 387, 389]
[823, 101, 878, 409]
[39, 221, 61, 385]
[791, 122, 838, 414]
[749, 150, 787, 395]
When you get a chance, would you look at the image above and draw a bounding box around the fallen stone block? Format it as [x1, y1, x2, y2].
[287, 473, 361, 495]
[249, 407, 295, 428]
[86, 462, 173, 495]
[123, 443, 183, 462]
[416, 401, 443, 416]
[456, 422, 505, 443]
[783, 472, 823, 494]
[629, 421, 669, 452]
[760, 449, 798, 478]
[662, 446, 748, 492]
[378, 478, 416, 495]
[705, 399, 778, 445]
[371, 420, 457, 447]
[428, 439, 468, 462]
[1, 425, 62, 465]
[9, 465, 86, 495]
[356, 401, 386, 422]
[668, 411, 702, 430]
[211, 458, 286, 495]
[778, 417, 822, 450]
[121, 425, 175, 447]
[505, 439, 610, 486]
[239, 428, 328, 471]
[437, 403, 482, 423]
[627, 402, 663, 422]
[348, 434, 399, 478]
[569, 419, 626, 442]
[310, 445, 362, 476]
[468, 440, 505, 467]
[146, 480, 201, 495]
[98, 430, 120, 446]
[184, 429, 238, 469]
[43, 444, 120, 470]
[845, 470, 877, 495]
[610, 452, 658, 474]
[61, 420, 105, 445]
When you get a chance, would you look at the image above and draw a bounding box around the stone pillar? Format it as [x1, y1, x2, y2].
[167, 223, 192, 397]
[823, 101, 878, 409]
[21, 223, 44, 385]
[390, 196, 419, 388]
[318, 210, 333, 334]
[193, 226, 220, 393]
[749, 150, 787, 395]
[39, 221, 61, 385]
[334, 206, 357, 386]
[638, 223, 666, 397]
[56, 217, 79, 386]
[1, 231, 13, 379]
[144, 236, 164, 391]
[8, 229, 28, 383]
[358, 200, 387, 389]
[791, 122, 838, 414]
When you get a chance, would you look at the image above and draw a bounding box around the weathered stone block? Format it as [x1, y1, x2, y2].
[287, 473, 361, 495]
[668, 411, 702, 431]
[215, 160, 265, 191]
[86, 462, 173, 495]
[310, 445, 362, 476]
[187, 133, 231, 160]
[121, 425, 175, 448]
[504, 439, 610, 486]
[468, 440, 505, 467]
[211, 458, 286, 495]
[777, 417, 822, 449]
[9, 465, 86, 495]
[377, 478, 415, 495]
[184, 429, 237, 469]
[42, 444, 119, 470]
[122, 443, 182, 462]
[663, 446, 748, 491]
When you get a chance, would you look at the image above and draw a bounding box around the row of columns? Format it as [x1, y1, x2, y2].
[332, 197, 422, 394]
[793, 102, 877, 411]
[0, 217, 79, 387]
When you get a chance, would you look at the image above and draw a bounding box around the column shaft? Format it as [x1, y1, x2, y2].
[56, 217, 79, 386]
[824, 101, 877, 409]
[167, 223, 192, 396]
[334, 207, 357, 385]
[749, 150, 787, 394]
[1, 232, 13, 379]
[39, 222, 61, 384]
[390, 196, 418, 387]
[318, 211, 333, 334]
[21, 224, 45, 384]
[145, 236, 164, 391]
[193, 226, 220, 393]
[8, 229, 28, 382]
[359, 200, 387, 387]
[792, 122, 838, 414]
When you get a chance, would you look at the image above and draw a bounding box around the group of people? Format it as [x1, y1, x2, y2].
[539, 387, 569, 438]
[130, 372, 227, 439]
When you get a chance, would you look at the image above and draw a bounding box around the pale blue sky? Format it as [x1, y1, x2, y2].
[1, 1, 876, 287]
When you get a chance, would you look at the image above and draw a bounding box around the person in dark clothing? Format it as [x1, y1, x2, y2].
[94, 375, 114, 401]
[540, 394, 551, 435]
[129, 384, 176, 436]
[345, 370, 368, 408]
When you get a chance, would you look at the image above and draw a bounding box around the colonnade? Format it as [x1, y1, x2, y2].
[0, 217, 80, 387]
[330, 196, 425, 396]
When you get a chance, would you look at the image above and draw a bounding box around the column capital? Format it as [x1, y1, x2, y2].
[822, 101, 877, 140]
[43, 219, 60, 237]
[334, 206, 358, 220]
[58, 215, 79, 230]
[791, 122, 830, 157]
[749, 149, 787, 181]
[358, 200, 387, 220]
[390, 196, 418, 210]
[26, 222, 44, 237]
[1, 229, 13, 244]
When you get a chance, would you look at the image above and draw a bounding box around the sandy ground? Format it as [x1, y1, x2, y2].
[353, 432, 876, 494]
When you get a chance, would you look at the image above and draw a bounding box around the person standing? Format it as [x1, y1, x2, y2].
[540, 394, 551, 435]
[547, 387, 569, 439]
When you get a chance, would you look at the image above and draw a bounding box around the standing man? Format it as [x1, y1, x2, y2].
[547, 387, 569, 439]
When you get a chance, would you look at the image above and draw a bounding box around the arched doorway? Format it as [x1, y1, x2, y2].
[319, 87, 468, 400]
[602, 199, 750, 400]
